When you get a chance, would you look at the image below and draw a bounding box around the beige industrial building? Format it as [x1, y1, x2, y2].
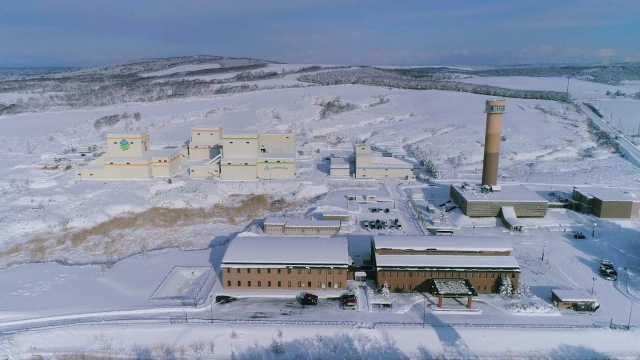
[551, 289, 599, 312]
[263, 217, 347, 235]
[354, 144, 417, 180]
[322, 211, 349, 222]
[220, 133, 296, 180]
[450, 184, 548, 218]
[329, 157, 350, 176]
[185, 126, 296, 180]
[373, 235, 520, 294]
[572, 186, 640, 218]
[221, 236, 349, 290]
[76, 132, 182, 180]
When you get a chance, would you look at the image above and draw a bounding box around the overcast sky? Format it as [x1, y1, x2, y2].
[1, 0, 638, 67]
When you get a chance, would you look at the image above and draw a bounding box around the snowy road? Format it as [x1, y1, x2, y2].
[579, 101, 640, 168]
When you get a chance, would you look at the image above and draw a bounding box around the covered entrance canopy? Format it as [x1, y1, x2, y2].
[428, 279, 478, 309]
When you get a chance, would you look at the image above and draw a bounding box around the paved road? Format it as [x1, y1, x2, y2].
[578, 102, 640, 168]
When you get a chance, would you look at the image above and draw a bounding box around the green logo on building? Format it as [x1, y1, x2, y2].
[119, 139, 130, 151]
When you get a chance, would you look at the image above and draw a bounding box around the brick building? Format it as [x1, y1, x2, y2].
[221, 236, 349, 291]
[372, 235, 520, 294]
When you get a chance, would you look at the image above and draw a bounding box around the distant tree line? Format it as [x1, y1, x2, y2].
[299, 68, 571, 103]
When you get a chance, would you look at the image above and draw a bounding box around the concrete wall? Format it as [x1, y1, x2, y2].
[450, 186, 547, 217]
[330, 167, 350, 176]
[223, 135, 259, 158]
[188, 146, 220, 160]
[222, 266, 348, 290]
[106, 133, 150, 158]
[220, 163, 257, 180]
[191, 127, 222, 144]
[375, 269, 519, 294]
[258, 134, 295, 154]
[189, 164, 220, 178]
[150, 157, 182, 177]
[256, 159, 295, 179]
[594, 199, 633, 218]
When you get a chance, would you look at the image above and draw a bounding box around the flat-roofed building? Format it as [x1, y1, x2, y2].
[450, 184, 548, 217]
[329, 157, 350, 176]
[551, 289, 599, 312]
[375, 254, 520, 293]
[322, 211, 349, 222]
[572, 186, 640, 218]
[189, 126, 222, 160]
[355, 155, 417, 180]
[221, 236, 349, 290]
[372, 235, 519, 293]
[223, 134, 259, 159]
[76, 133, 182, 180]
[263, 217, 344, 235]
[258, 134, 295, 154]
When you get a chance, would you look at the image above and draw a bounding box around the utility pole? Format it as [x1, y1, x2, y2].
[628, 301, 634, 330]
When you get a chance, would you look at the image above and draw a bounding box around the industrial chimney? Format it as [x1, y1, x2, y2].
[481, 100, 506, 186]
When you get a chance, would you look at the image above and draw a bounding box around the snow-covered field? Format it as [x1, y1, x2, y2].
[2, 60, 640, 357]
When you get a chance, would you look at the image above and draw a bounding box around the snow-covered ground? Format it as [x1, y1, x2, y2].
[139, 63, 221, 77]
[2, 61, 640, 357]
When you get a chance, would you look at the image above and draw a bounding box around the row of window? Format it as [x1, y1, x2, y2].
[380, 271, 516, 279]
[394, 284, 497, 292]
[227, 267, 343, 275]
[384, 249, 502, 255]
[229, 280, 342, 288]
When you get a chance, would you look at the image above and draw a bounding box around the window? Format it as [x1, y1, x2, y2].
[338, 282, 342, 287]
[248, 281, 252, 287]
[338, 269, 342, 274]
[288, 269, 291, 274]
[491, 272, 495, 278]
[381, 272, 385, 277]
[227, 281, 231, 287]
[267, 269, 271, 274]
[457, 273, 461, 278]
[308, 269, 312, 274]
[278, 269, 281, 274]
[318, 269, 322, 274]
[237, 281, 241, 286]
[247, 269, 251, 274]
[246, 142, 250, 144]
[388, 272, 392, 277]
[409, 284, 412, 289]
[401, 272, 405, 277]
[422, 271, 427, 277]
[229, 141, 233, 144]
[287, 281, 291, 288]
[278, 281, 281, 287]
[318, 282, 322, 288]
[308, 282, 311, 288]
[113, 142, 117, 144]
[268, 281, 271, 287]
[484, 273, 488, 278]
[512, 273, 516, 278]
[409, 272, 412, 277]
[277, 160, 281, 163]
[126, 162, 130, 164]
[484, 286, 487, 291]
[471, 273, 474, 278]
[237, 269, 240, 274]
[297, 269, 301, 274]
[297, 281, 302, 287]
[197, 133, 200, 135]
[226, 268, 230, 273]
[328, 282, 332, 288]
[261, 149, 266, 153]
[257, 269, 261, 274]
[402, 285, 405, 289]
[328, 269, 332, 274]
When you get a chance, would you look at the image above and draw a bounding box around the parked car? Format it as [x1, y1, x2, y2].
[573, 231, 586, 239]
[381, 220, 388, 229]
[371, 208, 378, 213]
[363, 220, 369, 229]
[300, 293, 318, 305]
[384, 208, 390, 213]
[599, 268, 617, 281]
[340, 293, 357, 304]
[395, 219, 402, 230]
[601, 259, 613, 268]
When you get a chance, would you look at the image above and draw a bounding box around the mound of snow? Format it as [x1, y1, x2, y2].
[296, 184, 328, 199]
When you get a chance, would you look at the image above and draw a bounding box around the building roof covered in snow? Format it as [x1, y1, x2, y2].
[222, 236, 349, 267]
[150, 147, 181, 158]
[375, 254, 520, 270]
[453, 184, 547, 203]
[551, 289, 596, 302]
[573, 186, 635, 201]
[373, 235, 513, 253]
